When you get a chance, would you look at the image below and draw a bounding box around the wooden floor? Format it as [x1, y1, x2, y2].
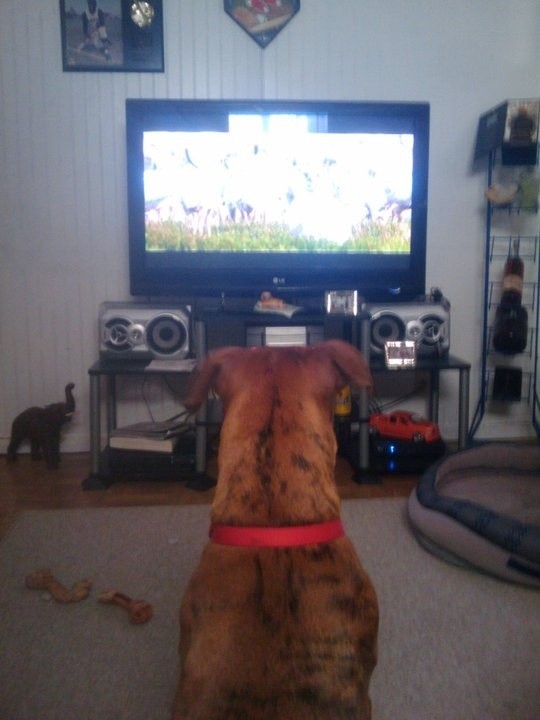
[0, 452, 418, 540]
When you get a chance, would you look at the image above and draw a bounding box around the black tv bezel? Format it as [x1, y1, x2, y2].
[126, 98, 430, 303]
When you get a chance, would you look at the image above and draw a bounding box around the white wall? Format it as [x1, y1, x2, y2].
[1, 0, 539, 453]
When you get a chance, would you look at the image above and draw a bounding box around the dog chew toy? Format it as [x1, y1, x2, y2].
[98, 590, 153, 624]
[25, 569, 92, 603]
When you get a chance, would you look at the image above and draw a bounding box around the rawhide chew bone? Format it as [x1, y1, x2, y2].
[98, 590, 153, 624]
[25, 568, 92, 603]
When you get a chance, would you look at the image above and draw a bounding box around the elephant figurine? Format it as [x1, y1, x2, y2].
[6, 383, 75, 469]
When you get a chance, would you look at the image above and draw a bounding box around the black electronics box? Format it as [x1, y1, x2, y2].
[345, 433, 446, 475]
[370, 436, 446, 458]
[367, 436, 446, 474]
[107, 450, 195, 480]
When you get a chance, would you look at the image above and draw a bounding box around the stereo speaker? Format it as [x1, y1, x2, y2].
[364, 300, 450, 357]
[99, 302, 190, 361]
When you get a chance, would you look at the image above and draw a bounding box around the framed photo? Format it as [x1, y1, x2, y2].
[60, 1, 164, 72]
[224, 0, 300, 48]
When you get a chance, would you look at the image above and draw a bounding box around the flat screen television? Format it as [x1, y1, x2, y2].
[126, 99, 430, 304]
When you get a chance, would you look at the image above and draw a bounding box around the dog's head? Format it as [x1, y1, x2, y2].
[186, 339, 371, 419]
[187, 340, 371, 523]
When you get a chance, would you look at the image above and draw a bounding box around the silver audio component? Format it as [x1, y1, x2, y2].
[364, 300, 450, 357]
[99, 302, 190, 361]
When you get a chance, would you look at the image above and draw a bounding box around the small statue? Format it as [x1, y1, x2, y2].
[6, 383, 75, 469]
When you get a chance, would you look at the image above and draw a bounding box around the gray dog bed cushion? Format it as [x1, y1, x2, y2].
[408, 444, 540, 587]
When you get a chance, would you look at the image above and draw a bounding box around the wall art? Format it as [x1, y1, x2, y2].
[60, 1, 164, 72]
[224, 0, 300, 48]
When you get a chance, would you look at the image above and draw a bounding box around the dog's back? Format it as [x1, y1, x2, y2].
[172, 341, 378, 720]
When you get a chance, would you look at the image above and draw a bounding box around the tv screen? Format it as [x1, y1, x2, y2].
[126, 99, 429, 303]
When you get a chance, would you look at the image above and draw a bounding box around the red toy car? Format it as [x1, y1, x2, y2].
[369, 410, 441, 443]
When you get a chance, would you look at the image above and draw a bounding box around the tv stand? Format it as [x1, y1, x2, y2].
[83, 310, 470, 489]
[82, 358, 214, 491]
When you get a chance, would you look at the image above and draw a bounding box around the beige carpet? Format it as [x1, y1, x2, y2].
[0, 499, 538, 720]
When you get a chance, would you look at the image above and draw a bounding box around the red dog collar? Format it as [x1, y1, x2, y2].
[209, 519, 345, 547]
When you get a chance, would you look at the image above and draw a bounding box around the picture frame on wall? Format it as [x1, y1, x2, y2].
[60, 1, 164, 72]
[224, 0, 300, 48]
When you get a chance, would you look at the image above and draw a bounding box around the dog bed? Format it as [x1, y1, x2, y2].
[408, 443, 540, 587]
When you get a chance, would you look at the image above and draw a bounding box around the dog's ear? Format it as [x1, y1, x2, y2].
[318, 339, 373, 392]
[184, 347, 243, 413]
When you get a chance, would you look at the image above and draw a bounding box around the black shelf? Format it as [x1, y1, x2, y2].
[84, 315, 471, 489]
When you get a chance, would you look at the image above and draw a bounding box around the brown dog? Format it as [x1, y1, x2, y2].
[172, 340, 378, 720]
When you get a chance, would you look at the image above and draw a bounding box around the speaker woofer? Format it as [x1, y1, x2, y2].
[370, 313, 406, 352]
[146, 314, 188, 356]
